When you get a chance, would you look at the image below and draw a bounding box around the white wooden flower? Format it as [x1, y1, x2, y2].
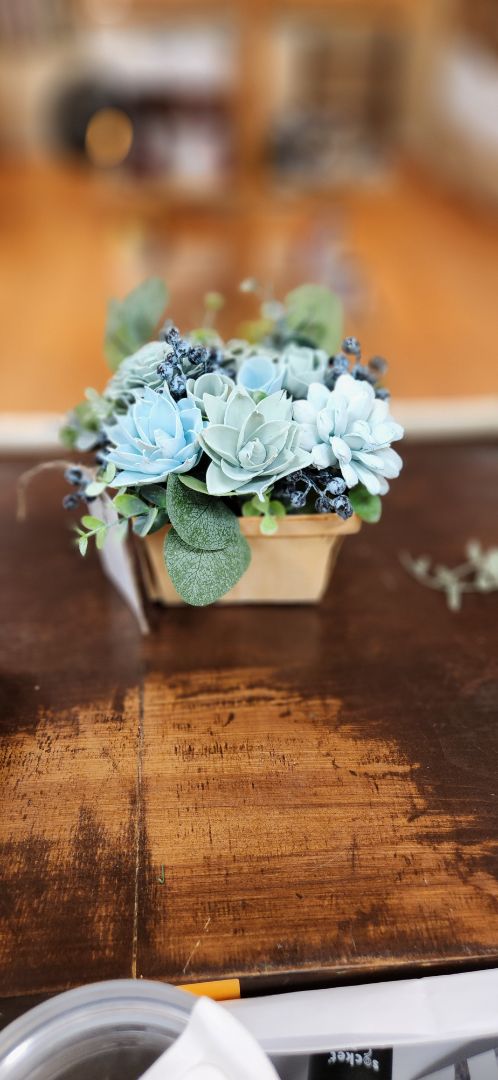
[281, 343, 328, 399]
[293, 374, 404, 495]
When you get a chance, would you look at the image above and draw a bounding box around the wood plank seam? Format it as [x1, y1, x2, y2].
[132, 681, 145, 980]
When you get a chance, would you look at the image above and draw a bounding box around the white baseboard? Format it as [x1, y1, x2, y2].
[0, 398, 497, 453]
[395, 395, 498, 439]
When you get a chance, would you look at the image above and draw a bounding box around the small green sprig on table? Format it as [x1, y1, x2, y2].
[401, 542, 498, 611]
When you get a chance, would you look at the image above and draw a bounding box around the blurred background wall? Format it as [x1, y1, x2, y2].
[0, 0, 497, 419]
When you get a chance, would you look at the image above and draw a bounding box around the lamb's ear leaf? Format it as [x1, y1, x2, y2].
[166, 474, 239, 551]
[349, 484, 382, 523]
[164, 527, 251, 606]
[104, 278, 168, 370]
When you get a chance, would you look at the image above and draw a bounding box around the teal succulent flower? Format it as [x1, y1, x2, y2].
[105, 341, 173, 402]
[105, 385, 203, 487]
[236, 353, 284, 396]
[186, 371, 234, 416]
[199, 386, 311, 499]
[282, 343, 328, 398]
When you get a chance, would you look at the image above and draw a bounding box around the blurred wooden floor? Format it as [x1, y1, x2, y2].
[0, 159, 497, 412]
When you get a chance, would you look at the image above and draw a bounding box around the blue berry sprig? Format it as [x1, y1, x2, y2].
[62, 466, 87, 511]
[62, 462, 115, 511]
[274, 468, 353, 519]
[325, 337, 390, 399]
[156, 325, 232, 399]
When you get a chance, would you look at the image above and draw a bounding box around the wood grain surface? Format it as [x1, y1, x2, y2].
[1, 442, 497, 1007]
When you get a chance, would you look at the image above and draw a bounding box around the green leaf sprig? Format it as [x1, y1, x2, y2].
[75, 515, 128, 556]
[349, 484, 382, 523]
[104, 278, 168, 371]
[283, 284, 343, 353]
[236, 280, 343, 353]
[113, 486, 169, 537]
[241, 493, 286, 535]
[84, 462, 116, 498]
[164, 475, 250, 605]
[401, 541, 498, 611]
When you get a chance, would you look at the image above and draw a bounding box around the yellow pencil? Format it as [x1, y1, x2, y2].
[180, 979, 241, 1002]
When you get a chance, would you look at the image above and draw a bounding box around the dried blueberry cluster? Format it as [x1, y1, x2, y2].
[274, 468, 353, 519]
[62, 466, 88, 510]
[156, 325, 231, 400]
[326, 336, 390, 399]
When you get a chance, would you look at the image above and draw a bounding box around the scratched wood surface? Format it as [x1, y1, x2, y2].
[1, 442, 497, 1006]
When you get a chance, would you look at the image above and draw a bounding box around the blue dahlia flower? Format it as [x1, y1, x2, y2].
[105, 386, 203, 487]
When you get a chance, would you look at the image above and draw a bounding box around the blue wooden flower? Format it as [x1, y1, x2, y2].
[105, 386, 203, 487]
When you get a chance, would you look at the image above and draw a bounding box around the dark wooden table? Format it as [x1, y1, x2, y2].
[1, 442, 497, 1017]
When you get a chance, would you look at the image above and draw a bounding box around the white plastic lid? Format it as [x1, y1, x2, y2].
[139, 997, 279, 1079]
[0, 980, 193, 1080]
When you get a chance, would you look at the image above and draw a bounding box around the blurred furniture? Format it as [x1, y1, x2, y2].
[404, 0, 498, 204]
[0, 0, 419, 195]
[0, 0, 497, 418]
[1, 441, 498, 1004]
[1, 0, 496, 199]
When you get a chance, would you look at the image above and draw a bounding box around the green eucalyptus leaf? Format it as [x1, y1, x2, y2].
[238, 317, 273, 344]
[115, 521, 129, 542]
[178, 475, 209, 494]
[137, 484, 168, 509]
[132, 507, 159, 537]
[104, 278, 168, 371]
[113, 493, 149, 519]
[284, 284, 343, 353]
[165, 527, 251, 606]
[84, 480, 106, 497]
[147, 509, 170, 534]
[60, 425, 77, 450]
[78, 536, 88, 556]
[204, 291, 225, 312]
[349, 484, 382, 523]
[242, 497, 259, 517]
[260, 514, 278, 535]
[269, 500, 286, 518]
[101, 462, 116, 483]
[167, 474, 239, 551]
[81, 515, 105, 530]
[189, 328, 222, 345]
[95, 527, 108, 550]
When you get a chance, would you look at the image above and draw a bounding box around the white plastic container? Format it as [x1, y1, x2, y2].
[0, 980, 193, 1080]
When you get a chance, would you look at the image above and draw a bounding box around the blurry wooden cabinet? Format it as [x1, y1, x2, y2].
[0, 0, 418, 198]
[403, 0, 498, 203]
